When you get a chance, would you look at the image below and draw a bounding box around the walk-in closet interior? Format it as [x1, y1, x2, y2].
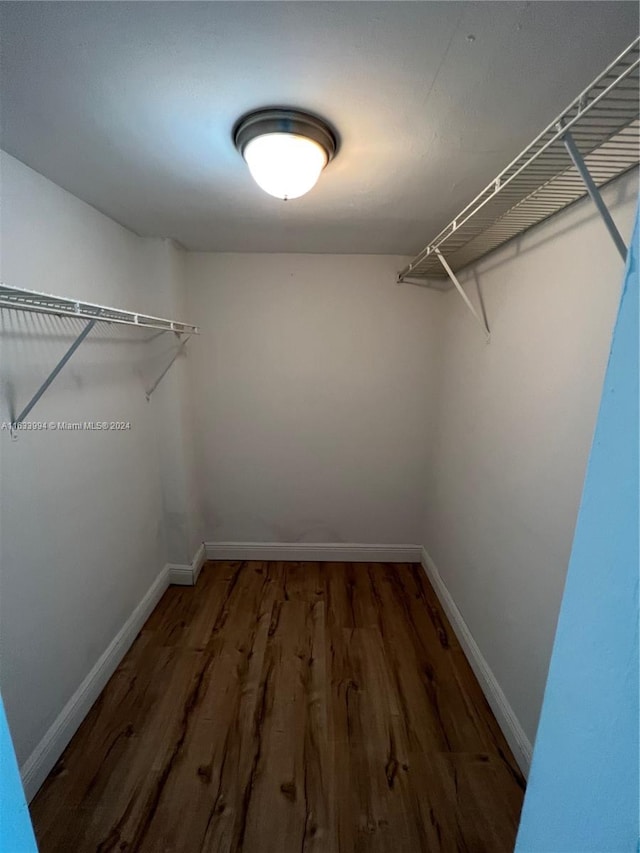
[1, 2, 638, 851]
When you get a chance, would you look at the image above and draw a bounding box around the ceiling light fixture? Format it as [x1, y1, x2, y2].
[234, 108, 337, 201]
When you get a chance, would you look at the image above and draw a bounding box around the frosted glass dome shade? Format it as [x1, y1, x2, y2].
[243, 133, 328, 200]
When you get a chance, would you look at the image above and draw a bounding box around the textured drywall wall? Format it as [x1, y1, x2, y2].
[185, 252, 443, 545]
[0, 152, 201, 780]
[515, 205, 639, 851]
[422, 168, 638, 746]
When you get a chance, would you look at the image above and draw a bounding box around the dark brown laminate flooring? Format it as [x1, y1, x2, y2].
[31, 561, 525, 852]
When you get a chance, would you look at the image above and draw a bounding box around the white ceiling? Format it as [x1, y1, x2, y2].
[1, 1, 638, 254]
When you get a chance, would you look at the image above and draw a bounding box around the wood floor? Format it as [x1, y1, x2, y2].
[31, 561, 525, 852]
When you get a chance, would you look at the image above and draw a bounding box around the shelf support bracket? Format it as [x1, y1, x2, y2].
[145, 334, 191, 401]
[11, 319, 97, 432]
[434, 250, 491, 342]
[559, 126, 628, 261]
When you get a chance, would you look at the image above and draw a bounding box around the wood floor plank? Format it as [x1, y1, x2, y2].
[137, 563, 280, 853]
[31, 561, 524, 852]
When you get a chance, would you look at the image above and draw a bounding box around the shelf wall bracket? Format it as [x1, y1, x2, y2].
[11, 318, 97, 434]
[145, 334, 191, 401]
[558, 124, 628, 262]
[434, 249, 491, 342]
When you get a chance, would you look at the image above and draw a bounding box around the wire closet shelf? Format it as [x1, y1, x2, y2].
[398, 38, 640, 285]
[0, 284, 199, 429]
[0, 284, 199, 335]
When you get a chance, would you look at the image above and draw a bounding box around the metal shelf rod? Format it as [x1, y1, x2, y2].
[145, 335, 192, 401]
[435, 250, 490, 342]
[560, 128, 628, 260]
[11, 319, 97, 430]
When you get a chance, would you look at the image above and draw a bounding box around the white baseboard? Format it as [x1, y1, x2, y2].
[192, 542, 206, 584]
[20, 565, 170, 802]
[420, 547, 532, 776]
[204, 541, 422, 563]
[168, 542, 206, 586]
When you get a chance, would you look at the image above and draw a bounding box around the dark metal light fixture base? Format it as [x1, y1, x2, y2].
[233, 108, 337, 162]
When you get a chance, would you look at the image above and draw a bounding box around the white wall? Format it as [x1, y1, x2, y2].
[185, 253, 442, 545]
[422, 168, 638, 747]
[142, 240, 204, 565]
[0, 152, 201, 780]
